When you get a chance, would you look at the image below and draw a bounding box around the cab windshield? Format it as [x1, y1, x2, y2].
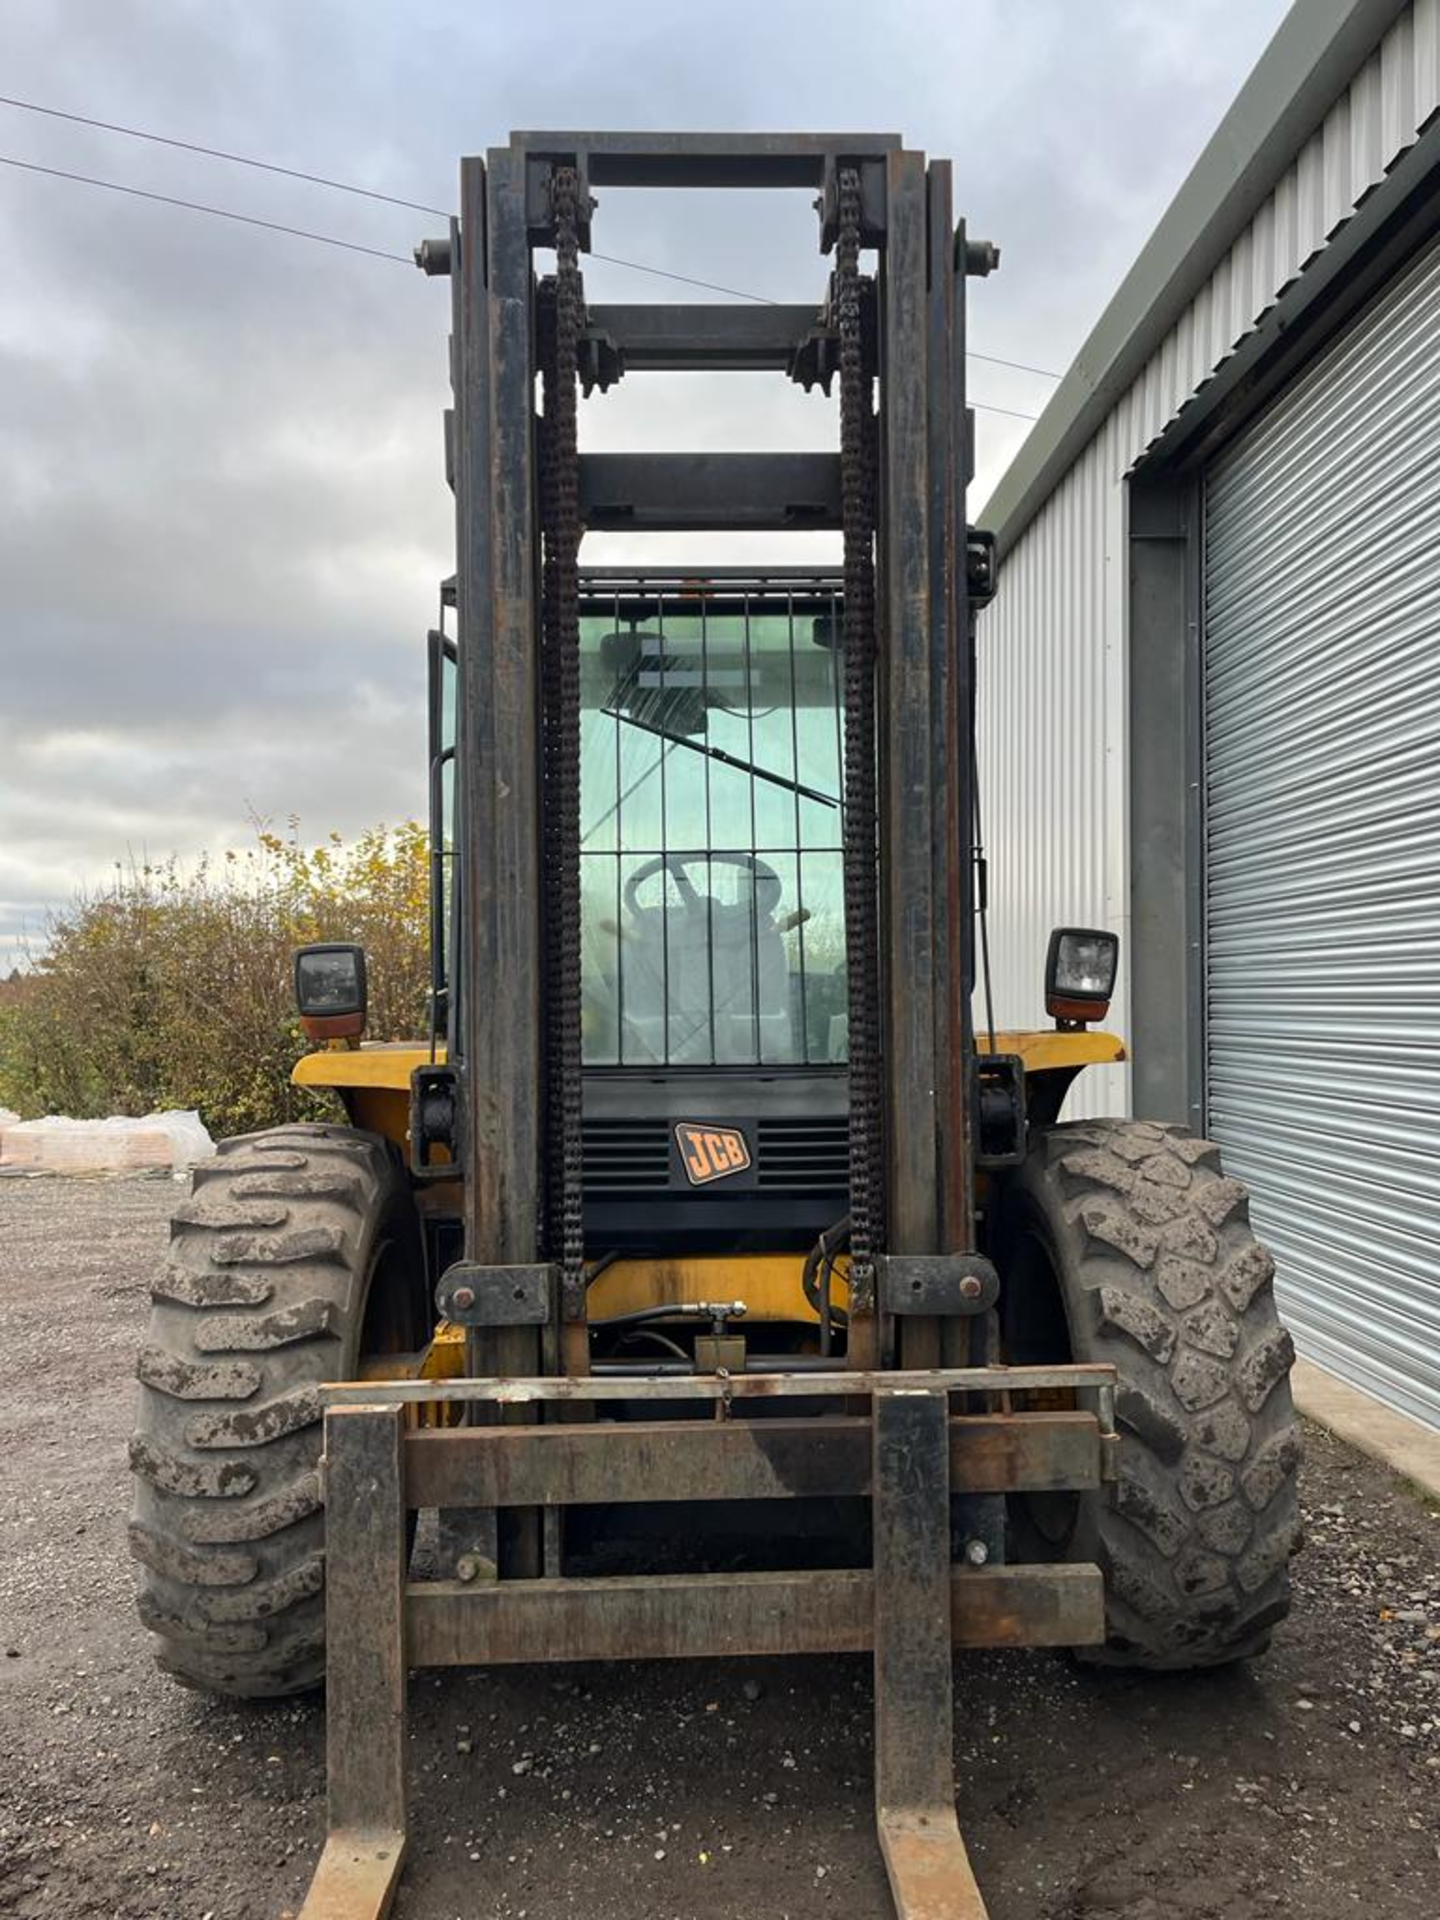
[579, 573, 848, 1068]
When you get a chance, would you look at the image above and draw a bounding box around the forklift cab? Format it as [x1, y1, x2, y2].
[429, 571, 856, 1254]
[576, 573, 849, 1071]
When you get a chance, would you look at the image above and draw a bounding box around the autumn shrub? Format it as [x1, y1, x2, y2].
[0, 823, 431, 1137]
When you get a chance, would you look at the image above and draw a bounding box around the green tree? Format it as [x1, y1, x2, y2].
[0, 823, 431, 1137]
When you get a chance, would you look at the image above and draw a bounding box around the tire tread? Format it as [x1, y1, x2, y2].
[129, 1122, 416, 1697]
[1007, 1118, 1302, 1669]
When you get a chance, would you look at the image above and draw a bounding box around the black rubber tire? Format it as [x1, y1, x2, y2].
[998, 1118, 1302, 1669]
[128, 1123, 424, 1698]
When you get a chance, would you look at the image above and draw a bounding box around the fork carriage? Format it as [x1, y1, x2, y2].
[304, 1363, 1116, 1920]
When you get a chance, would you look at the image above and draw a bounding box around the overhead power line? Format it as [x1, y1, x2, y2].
[0, 154, 414, 263]
[585, 246, 1060, 383]
[967, 399, 1041, 421]
[0, 90, 1060, 394]
[968, 348, 1060, 379]
[0, 160, 1045, 415]
[590, 251, 775, 305]
[0, 92, 450, 217]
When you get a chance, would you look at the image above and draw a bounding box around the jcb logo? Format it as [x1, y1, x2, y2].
[675, 1122, 752, 1186]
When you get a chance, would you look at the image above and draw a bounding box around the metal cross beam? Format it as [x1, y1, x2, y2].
[585, 302, 825, 370]
[321, 1360, 1118, 1409]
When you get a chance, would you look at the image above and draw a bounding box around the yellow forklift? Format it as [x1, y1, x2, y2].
[129, 132, 1301, 1920]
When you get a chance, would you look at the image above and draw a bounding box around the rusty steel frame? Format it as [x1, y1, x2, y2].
[322, 1361, 1117, 1409]
[447, 128, 986, 1362]
[298, 1365, 1113, 1920]
[402, 1409, 1108, 1507]
[312, 129, 1102, 1920]
[874, 1386, 988, 1919]
[405, 1562, 1103, 1666]
[300, 1405, 407, 1920]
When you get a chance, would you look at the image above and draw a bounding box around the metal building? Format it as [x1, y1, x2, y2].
[980, 0, 1440, 1429]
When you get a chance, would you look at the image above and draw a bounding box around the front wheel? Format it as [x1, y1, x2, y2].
[997, 1118, 1302, 1669]
[128, 1124, 425, 1697]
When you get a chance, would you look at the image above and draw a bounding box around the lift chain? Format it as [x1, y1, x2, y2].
[836, 166, 883, 1312]
[538, 277, 561, 1271]
[539, 165, 588, 1316]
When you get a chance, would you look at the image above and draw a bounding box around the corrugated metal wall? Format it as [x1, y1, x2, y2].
[1203, 235, 1440, 1431]
[979, 0, 1440, 1121]
[976, 431, 1129, 1118]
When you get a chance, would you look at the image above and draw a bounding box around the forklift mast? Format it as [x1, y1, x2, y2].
[423, 132, 1001, 1368]
[294, 135, 1125, 1920]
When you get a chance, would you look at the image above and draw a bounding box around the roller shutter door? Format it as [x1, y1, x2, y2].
[1203, 237, 1440, 1432]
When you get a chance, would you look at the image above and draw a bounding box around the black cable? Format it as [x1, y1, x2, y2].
[0, 93, 1059, 393]
[0, 154, 413, 263]
[584, 1249, 624, 1288]
[803, 1216, 851, 1355]
[971, 399, 1040, 421]
[0, 93, 449, 216]
[616, 1328, 690, 1361]
[589, 251, 1062, 382]
[970, 724, 998, 1062]
[969, 348, 1060, 379]
[591, 1304, 728, 1330]
[0, 94, 1056, 408]
[589, 250, 776, 304]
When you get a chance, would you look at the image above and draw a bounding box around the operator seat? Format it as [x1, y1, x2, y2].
[619, 860, 795, 1064]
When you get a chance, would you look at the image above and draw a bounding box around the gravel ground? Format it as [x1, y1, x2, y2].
[1, 1174, 1437, 1920]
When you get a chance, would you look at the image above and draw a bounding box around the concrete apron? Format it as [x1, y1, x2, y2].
[1292, 1357, 1440, 1503]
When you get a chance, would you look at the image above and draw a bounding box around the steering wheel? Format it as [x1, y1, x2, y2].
[622, 851, 781, 918]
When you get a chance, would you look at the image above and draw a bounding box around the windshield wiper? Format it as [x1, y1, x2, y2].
[601, 707, 839, 809]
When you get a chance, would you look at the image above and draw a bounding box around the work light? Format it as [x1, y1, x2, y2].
[294, 943, 368, 1042]
[1044, 927, 1118, 1027]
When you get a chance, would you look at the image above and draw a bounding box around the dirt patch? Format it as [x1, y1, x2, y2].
[0, 1177, 1436, 1918]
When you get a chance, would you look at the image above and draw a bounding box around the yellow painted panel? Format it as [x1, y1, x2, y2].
[292, 1043, 439, 1090]
[979, 1029, 1126, 1070]
[291, 1030, 1123, 1094]
[293, 1045, 440, 1154]
[590, 1254, 818, 1324]
[422, 1323, 467, 1377]
[350, 1088, 412, 1150]
[353, 1324, 465, 1427]
[291, 1031, 1124, 1203]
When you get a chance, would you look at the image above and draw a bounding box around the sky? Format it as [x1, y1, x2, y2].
[0, 0, 1292, 967]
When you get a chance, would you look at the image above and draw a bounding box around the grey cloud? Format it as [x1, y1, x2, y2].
[0, 0, 1289, 965]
